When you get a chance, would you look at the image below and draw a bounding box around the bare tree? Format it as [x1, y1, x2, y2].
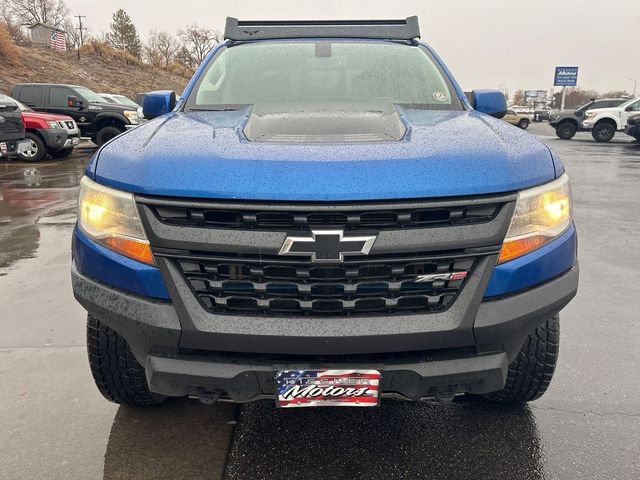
[146, 30, 179, 67]
[0, 1, 27, 41]
[144, 30, 162, 66]
[62, 17, 79, 50]
[174, 44, 194, 69]
[156, 31, 179, 66]
[511, 90, 526, 106]
[5, 0, 70, 28]
[601, 90, 631, 99]
[178, 24, 221, 67]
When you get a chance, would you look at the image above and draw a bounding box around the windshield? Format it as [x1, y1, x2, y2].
[187, 41, 461, 112]
[114, 95, 140, 108]
[0, 93, 29, 111]
[76, 87, 106, 104]
[575, 100, 595, 113]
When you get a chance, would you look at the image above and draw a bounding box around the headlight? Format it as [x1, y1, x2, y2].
[48, 121, 61, 129]
[584, 112, 596, 120]
[498, 173, 572, 264]
[78, 176, 154, 265]
[123, 110, 139, 124]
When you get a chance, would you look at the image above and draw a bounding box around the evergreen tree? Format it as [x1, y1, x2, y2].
[106, 9, 141, 57]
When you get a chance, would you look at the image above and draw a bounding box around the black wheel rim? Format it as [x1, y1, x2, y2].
[597, 126, 613, 140]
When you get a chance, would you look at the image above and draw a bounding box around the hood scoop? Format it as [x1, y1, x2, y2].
[243, 102, 407, 143]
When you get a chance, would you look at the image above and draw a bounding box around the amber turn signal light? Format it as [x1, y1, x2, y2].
[102, 237, 155, 266]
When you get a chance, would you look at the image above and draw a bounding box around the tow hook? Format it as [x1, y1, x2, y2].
[195, 388, 224, 405]
[434, 386, 457, 402]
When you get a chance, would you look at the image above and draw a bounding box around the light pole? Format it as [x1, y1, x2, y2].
[630, 78, 637, 97]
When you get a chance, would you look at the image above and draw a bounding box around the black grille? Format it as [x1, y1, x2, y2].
[163, 252, 476, 316]
[150, 203, 500, 231]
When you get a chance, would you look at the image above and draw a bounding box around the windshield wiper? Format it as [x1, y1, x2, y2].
[189, 105, 249, 112]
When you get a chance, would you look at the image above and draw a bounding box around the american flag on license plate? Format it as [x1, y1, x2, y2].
[50, 30, 67, 52]
[276, 370, 381, 408]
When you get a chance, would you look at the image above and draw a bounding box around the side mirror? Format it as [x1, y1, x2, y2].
[67, 96, 84, 108]
[467, 90, 507, 119]
[143, 91, 177, 120]
[625, 106, 633, 112]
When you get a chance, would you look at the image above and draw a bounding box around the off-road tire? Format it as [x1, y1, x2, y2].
[95, 126, 122, 146]
[49, 147, 74, 159]
[87, 314, 166, 406]
[518, 118, 530, 130]
[556, 122, 577, 140]
[483, 315, 559, 403]
[592, 122, 616, 142]
[19, 132, 47, 162]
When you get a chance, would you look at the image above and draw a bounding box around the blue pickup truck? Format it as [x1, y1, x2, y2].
[72, 17, 578, 408]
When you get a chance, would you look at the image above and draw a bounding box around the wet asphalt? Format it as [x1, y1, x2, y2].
[0, 124, 639, 479]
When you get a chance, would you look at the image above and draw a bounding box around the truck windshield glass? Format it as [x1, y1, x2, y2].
[76, 87, 106, 104]
[188, 41, 461, 111]
[114, 95, 140, 108]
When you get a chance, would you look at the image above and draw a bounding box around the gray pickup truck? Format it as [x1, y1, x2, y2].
[549, 98, 627, 139]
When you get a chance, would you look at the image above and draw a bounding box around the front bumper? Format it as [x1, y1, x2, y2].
[72, 262, 578, 402]
[0, 139, 30, 157]
[38, 128, 69, 149]
[624, 124, 640, 138]
[63, 136, 80, 148]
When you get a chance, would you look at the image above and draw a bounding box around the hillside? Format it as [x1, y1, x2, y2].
[0, 46, 191, 98]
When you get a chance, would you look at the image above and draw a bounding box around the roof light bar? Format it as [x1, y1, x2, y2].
[224, 16, 420, 41]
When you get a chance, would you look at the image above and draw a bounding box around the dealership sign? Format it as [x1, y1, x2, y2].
[554, 66, 579, 87]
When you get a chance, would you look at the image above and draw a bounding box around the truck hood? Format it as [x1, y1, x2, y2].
[90, 108, 557, 201]
[23, 110, 73, 122]
[584, 107, 620, 115]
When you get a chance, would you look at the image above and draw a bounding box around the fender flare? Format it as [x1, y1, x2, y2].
[94, 112, 129, 128]
[556, 117, 579, 128]
[594, 116, 621, 130]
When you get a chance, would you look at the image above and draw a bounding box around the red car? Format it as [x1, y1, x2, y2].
[0, 93, 80, 162]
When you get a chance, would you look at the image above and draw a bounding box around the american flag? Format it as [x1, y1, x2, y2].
[276, 370, 380, 408]
[50, 30, 66, 52]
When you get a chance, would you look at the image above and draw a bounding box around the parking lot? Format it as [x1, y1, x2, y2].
[1, 123, 639, 479]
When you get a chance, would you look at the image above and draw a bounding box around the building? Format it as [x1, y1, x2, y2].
[28, 23, 66, 50]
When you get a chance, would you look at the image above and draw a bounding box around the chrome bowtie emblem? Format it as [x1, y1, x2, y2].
[279, 230, 376, 263]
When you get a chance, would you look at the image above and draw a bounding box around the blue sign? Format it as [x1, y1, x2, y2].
[554, 66, 579, 87]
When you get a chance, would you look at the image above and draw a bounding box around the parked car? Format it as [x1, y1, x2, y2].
[533, 109, 550, 122]
[624, 113, 640, 141]
[72, 16, 578, 409]
[502, 109, 530, 129]
[98, 93, 144, 121]
[0, 93, 80, 162]
[135, 93, 147, 108]
[0, 100, 29, 159]
[10, 83, 141, 146]
[549, 98, 628, 140]
[582, 97, 640, 142]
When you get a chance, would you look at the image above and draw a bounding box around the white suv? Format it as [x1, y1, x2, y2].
[582, 97, 640, 142]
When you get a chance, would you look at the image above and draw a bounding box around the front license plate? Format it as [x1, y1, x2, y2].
[276, 370, 381, 408]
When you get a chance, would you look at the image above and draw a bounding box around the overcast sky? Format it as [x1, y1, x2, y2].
[63, 0, 639, 95]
